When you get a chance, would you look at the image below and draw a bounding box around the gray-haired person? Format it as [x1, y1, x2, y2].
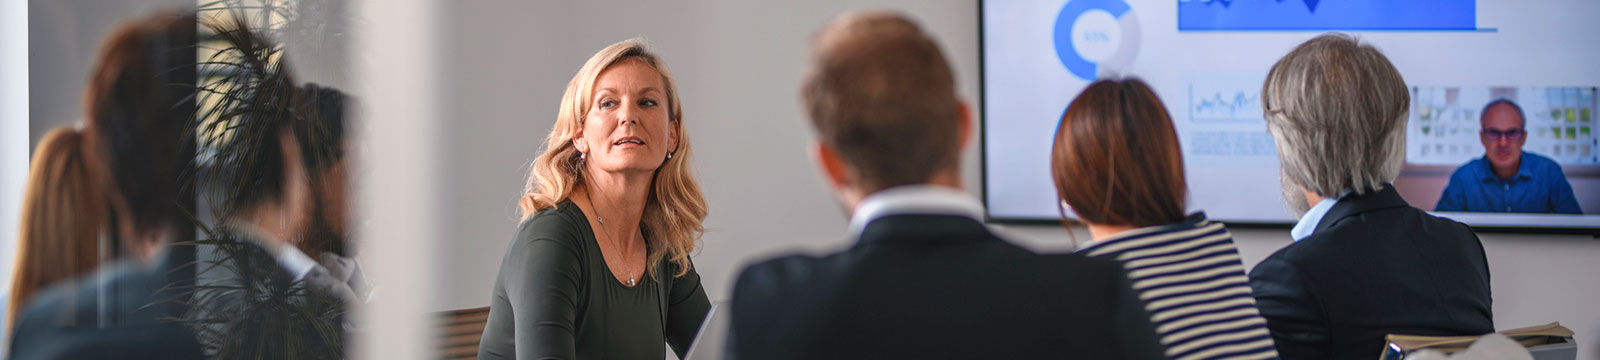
[1248, 33, 1493, 359]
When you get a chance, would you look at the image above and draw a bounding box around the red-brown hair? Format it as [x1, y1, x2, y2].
[8, 127, 109, 330]
[1051, 78, 1187, 228]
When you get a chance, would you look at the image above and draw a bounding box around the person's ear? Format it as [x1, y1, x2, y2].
[572, 127, 589, 155]
[668, 120, 680, 154]
[957, 101, 973, 150]
[278, 129, 312, 225]
[812, 141, 850, 190]
[279, 129, 304, 182]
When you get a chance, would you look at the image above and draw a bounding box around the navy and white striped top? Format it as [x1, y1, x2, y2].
[1077, 213, 1279, 360]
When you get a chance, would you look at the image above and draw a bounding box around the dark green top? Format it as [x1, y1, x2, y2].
[478, 200, 711, 360]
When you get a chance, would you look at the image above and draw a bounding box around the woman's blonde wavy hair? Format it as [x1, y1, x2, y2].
[518, 38, 707, 279]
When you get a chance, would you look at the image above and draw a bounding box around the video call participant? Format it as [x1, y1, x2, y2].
[724, 11, 1164, 360]
[1436, 98, 1582, 214]
[1249, 33, 1493, 359]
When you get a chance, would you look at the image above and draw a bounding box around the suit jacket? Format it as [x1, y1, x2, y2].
[183, 231, 350, 359]
[7, 250, 204, 360]
[1249, 185, 1493, 359]
[726, 214, 1166, 360]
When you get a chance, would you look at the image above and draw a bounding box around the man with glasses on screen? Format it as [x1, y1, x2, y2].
[1436, 99, 1582, 214]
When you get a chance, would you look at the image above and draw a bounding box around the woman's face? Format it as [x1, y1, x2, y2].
[575, 58, 678, 176]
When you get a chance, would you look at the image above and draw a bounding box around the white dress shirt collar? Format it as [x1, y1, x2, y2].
[230, 221, 319, 281]
[1291, 195, 1342, 242]
[847, 184, 985, 238]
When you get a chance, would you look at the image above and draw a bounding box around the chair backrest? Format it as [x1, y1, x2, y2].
[437, 306, 491, 360]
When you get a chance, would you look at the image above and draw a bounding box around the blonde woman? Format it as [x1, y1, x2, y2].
[478, 38, 711, 359]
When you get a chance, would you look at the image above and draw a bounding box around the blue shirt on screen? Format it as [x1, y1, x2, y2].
[1435, 152, 1582, 214]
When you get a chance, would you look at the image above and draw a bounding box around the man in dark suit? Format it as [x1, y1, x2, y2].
[723, 11, 1165, 360]
[8, 13, 204, 360]
[1250, 33, 1494, 359]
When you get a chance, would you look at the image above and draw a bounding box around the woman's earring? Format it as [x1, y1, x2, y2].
[666, 152, 673, 159]
[579, 152, 586, 161]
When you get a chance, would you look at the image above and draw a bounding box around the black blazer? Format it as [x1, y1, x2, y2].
[1249, 185, 1493, 359]
[8, 251, 204, 360]
[726, 214, 1166, 360]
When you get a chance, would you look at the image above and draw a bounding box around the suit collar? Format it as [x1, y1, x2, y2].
[1311, 184, 1410, 235]
[847, 184, 985, 238]
[856, 214, 996, 247]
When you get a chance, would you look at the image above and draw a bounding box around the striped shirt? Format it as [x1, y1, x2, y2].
[1077, 213, 1279, 360]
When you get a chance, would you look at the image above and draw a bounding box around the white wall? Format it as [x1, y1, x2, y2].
[432, 1, 1600, 359]
[430, 0, 984, 310]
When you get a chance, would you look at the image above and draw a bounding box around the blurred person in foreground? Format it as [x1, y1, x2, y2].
[7, 127, 111, 334]
[1249, 33, 1493, 359]
[174, 14, 363, 357]
[723, 11, 1164, 360]
[478, 38, 711, 359]
[182, 81, 362, 358]
[1436, 98, 1581, 214]
[7, 13, 204, 360]
[1053, 78, 1279, 360]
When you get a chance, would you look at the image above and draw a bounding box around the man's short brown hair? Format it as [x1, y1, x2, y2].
[802, 11, 962, 192]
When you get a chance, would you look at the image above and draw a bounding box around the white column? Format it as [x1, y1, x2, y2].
[0, 0, 30, 337]
[353, 0, 441, 359]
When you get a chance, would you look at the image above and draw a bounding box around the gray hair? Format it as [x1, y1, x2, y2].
[1481, 98, 1526, 128]
[1262, 33, 1409, 198]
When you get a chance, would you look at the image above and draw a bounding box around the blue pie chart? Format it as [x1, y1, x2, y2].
[1053, 0, 1141, 81]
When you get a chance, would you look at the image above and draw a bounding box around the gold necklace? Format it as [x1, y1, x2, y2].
[583, 187, 638, 287]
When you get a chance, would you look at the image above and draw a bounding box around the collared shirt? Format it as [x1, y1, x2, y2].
[1291, 196, 1341, 242]
[231, 221, 319, 281]
[230, 222, 371, 303]
[847, 184, 985, 238]
[1436, 152, 1582, 214]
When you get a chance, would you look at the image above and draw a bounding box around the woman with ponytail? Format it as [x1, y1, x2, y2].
[7, 127, 109, 332]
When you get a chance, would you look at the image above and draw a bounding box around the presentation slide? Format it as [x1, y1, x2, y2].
[982, 0, 1600, 230]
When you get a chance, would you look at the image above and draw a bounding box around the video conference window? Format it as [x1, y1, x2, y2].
[1399, 87, 1596, 216]
[981, 0, 1600, 231]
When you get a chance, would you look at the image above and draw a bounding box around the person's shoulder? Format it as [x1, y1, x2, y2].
[1036, 251, 1126, 279]
[11, 261, 153, 334]
[734, 252, 831, 293]
[512, 200, 586, 248]
[10, 284, 71, 341]
[730, 243, 869, 306]
[1293, 205, 1474, 256]
[1522, 152, 1568, 174]
[21, 323, 204, 360]
[1523, 151, 1560, 166]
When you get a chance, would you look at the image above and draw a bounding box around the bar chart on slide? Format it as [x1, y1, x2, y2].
[1177, 0, 1480, 31]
